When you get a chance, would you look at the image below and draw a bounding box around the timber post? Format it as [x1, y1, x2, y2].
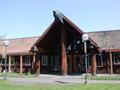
[91, 54, 96, 76]
[20, 55, 23, 74]
[61, 25, 67, 75]
[36, 53, 41, 75]
[109, 52, 113, 74]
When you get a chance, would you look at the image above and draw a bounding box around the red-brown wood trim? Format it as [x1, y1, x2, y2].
[35, 54, 40, 75]
[109, 52, 113, 74]
[91, 54, 96, 75]
[20, 55, 23, 74]
[61, 25, 67, 75]
[30, 21, 56, 51]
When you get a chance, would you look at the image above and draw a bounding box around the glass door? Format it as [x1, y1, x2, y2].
[54, 56, 60, 72]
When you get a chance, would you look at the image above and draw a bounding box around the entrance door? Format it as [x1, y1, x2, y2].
[81, 55, 91, 73]
[74, 55, 81, 72]
[67, 55, 72, 73]
[54, 56, 60, 72]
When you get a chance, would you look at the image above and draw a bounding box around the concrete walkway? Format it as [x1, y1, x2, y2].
[1, 74, 120, 85]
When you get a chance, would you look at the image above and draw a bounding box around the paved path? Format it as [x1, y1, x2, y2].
[1, 74, 120, 85]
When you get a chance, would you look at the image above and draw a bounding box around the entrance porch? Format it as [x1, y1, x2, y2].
[31, 11, 99, 75]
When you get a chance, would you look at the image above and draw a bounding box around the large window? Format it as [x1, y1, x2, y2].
[42, 55, 48, 66]
[0, 58, 3, 65]
[54, 56, 60, 71]
[82, 55, 91, 67]
[0, 58, 5, 65]
[11, 57, 15, 65]
[10, 56, 19, 65]
[96, 54, 103, 67]
[113, 53, 120, 64]
[25, 56, 31, 66]
[14, 59, 19, 65]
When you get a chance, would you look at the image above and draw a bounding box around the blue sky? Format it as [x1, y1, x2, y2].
[0, 0, 120, 39]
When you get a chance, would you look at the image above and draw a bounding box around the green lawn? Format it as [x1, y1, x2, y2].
[0, 80, 120, 90]
[0, 72, 35, 78]
[1, 72, 120, 80]
[86, 75, 120, 80]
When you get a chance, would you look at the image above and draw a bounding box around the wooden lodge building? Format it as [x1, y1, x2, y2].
[0, 11, 120, 75]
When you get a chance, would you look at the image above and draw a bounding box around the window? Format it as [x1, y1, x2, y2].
[0, 58, 3, 65]
[113, 53, 120, 64]
[51, 56, 54, 66]
[96, 54, 103, 67]
[54, 55, 60, 71]
[42, 55, 48, 66]
[25, 56, 31, 66]
[82, 55, 91, 67]
[55, 56, 60, 66]
[11, 57, 15, 65]
[13, 56, 20, 65]
[1, 58, 5, 65]
[88, 55, 92, 66]
[14, 59, 19, 65]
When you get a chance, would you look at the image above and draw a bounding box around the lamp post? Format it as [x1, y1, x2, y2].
[82, 34, 88, 84]
[3, 40, 9, 80]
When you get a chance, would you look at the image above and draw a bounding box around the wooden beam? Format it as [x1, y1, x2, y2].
[36, 54, 40, 75]
[37, 47, 48, 53]
[91, 54, 96, 76]
[8, 55, 11, 72]
[106, 53, 110, 73]
[32, 54, 36, 74]
[20, 55, 23, 74]
[109, 52, 113, 74]
[61, 25, 67, 75]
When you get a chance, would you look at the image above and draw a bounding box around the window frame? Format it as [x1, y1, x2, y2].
[41, 55, 48, 66]
[11, 57, 15, 65]
[54, 55, 60, 71]
[96, 54, 103, 67]
[25, 56, 31, 66]
[113, 52, 120, 65]
[0, 58, 3, 65]
[81, 54, 91, 67]
[1, 58, 5, 65]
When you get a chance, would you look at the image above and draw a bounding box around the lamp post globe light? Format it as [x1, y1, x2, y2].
[3, 40, 9, 80]
[3, 40, 10, 47]
[82, 34, 88, 84]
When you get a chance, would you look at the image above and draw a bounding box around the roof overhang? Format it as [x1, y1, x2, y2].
[30, 10, 101, 53]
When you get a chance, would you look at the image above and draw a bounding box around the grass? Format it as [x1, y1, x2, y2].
[0, 72, 35, 78]
[0, 72, 120, 80]
[0, 80, 120, 90]
[86, 74, 120, 80]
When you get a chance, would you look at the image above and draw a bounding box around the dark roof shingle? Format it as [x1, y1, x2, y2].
[87, 30, 120, 50]
[0, 36, 39, 55]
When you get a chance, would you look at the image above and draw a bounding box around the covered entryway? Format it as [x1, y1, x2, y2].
[30, 11, 99, 75]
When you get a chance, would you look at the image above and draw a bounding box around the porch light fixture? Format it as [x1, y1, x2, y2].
[82, 34, 88, 84]
[3, 40, 9, 80]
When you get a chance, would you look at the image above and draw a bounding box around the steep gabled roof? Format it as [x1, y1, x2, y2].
[0, 11, 120, 55]
[0, 36, 39, 55]
[31, 10, 99, 52]
[87, 30, 120, 52]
